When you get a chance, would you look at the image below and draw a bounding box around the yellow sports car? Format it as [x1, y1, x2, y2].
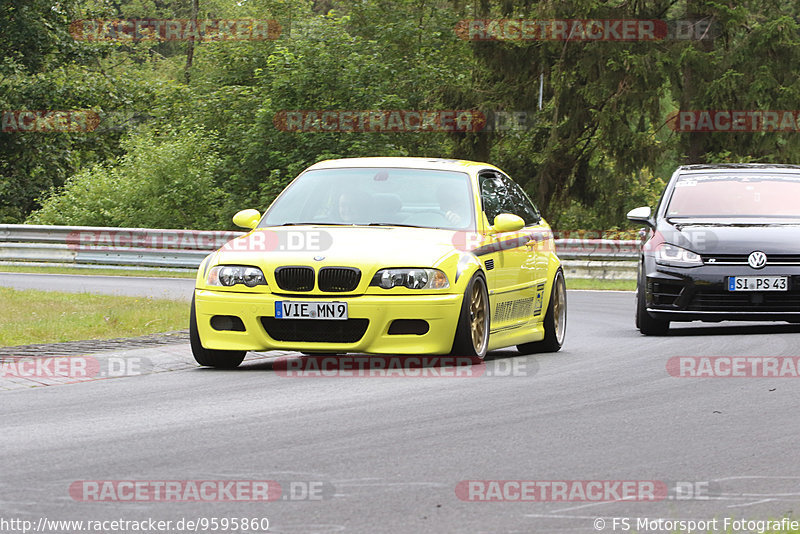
[191, 157, 566, 368]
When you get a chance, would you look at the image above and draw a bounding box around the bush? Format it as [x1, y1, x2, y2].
[28, 125, 229, 229]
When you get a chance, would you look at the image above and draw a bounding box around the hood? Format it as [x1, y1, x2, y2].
[656, 218, 800, 255]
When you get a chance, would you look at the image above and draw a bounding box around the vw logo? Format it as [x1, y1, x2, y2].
[748, 251, 767, 269]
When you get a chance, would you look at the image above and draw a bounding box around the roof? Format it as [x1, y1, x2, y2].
[679, 163, 800, 174]
[306, 156, 497, 172]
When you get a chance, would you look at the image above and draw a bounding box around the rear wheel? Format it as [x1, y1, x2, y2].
[190, 296, 246, 368]
[517, 269, 566, 354]
[636, 276, 670, 336]
[451, 273, 490, 359]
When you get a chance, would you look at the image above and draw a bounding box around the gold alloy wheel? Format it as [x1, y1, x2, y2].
[553, 273, 566, 345]
[469, 280, 487, 351]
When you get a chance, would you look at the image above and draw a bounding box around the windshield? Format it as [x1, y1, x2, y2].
[665, 174, 800, 218]
[260, 167, 475, 229]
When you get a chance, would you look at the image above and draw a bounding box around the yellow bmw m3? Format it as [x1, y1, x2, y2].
[190, 157, 566, 368]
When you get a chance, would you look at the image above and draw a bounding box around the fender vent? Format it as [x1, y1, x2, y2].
[494, 297, 534, 322]
[534, 282, 545, 316]
[484, 259, 495, 270]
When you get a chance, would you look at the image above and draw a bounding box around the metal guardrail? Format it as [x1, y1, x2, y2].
[0, 224, 640, 278]
[554, 238, 640, 260]
[0, 224, 242, 270]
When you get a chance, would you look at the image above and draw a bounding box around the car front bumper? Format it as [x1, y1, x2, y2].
[194, 289, 464, 354]
[645, 263, 800, 322]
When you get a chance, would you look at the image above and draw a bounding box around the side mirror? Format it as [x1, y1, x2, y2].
[232, 209, 261, 230]
[626, 206, 654, 228]
[492, 213, 525, 233]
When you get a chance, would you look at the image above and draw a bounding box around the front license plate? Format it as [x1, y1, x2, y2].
[275, 301, 348, 320]
[728, 276, 788, 291]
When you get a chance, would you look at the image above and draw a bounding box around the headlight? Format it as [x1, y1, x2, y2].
[655, 244, 702, 267]
[371, 268, 450, 290]
[207, 265, 267, 287]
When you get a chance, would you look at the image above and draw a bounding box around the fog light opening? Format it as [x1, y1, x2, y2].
[210, 315, 246, 332]
[388, 319, 430, 335]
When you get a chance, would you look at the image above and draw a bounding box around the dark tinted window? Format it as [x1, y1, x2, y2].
[479, 171, 541, 226]
[479, 173, 506, 224]
[260, 167, 475, 229]
[501, 175, 540, 225]
[666, 173, 800, 217]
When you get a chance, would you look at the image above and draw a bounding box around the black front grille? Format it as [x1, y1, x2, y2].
[318, 267, 361, 292]
[701, 254, 747, 264]
[275, 266, 314, 291]
[261, 318, 369, 342]
[702, 254, 800, 265]
[687, 288, 800, 312]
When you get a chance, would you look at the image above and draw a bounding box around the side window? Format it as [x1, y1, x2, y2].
[479, 172, 507, 224]
[500, 175, 541, 226]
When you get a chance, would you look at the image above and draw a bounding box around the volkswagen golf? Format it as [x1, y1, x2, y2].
[628, 163, 800, 335]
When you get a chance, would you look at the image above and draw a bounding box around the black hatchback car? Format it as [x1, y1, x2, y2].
[628, 164, 800, 335]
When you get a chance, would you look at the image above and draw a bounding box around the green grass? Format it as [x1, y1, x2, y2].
[0, 264, 196, 278]
[566, 278, 636, 291]
[0, 269, 634, 347]
[0, 287, 189, 347]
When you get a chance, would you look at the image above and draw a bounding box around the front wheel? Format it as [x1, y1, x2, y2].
[517, 269, 567, 354]
[190, 296, 246, 368]
[451, 273, 490, 359]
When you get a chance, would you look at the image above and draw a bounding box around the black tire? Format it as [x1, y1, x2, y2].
[190, 296, 246, 368]
[450, 273, 490, 360]
[636, 275, 670, 336]
[517, 269, 567, 354]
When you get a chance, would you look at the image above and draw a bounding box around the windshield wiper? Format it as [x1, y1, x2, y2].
[280, 222, 350, 226]
[367, 223, 425, 228]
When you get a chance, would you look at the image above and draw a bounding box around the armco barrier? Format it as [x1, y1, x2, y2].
[0, 224, 640, 279]
[0, 224, 241, 270]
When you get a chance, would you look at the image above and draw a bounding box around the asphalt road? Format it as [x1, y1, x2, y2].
[2, 276, 800, 533]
